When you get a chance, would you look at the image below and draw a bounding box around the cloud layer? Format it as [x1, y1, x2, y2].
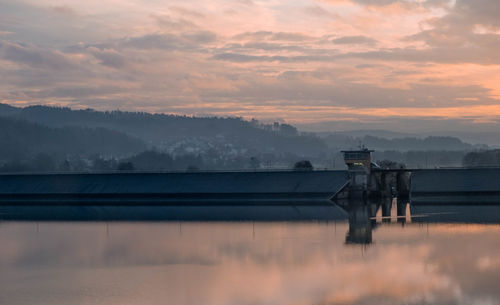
[0, 0, 499, 130]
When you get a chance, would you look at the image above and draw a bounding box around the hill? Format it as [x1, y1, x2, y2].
[0, 103, 487, 171]
[0, 117, 146, 161]
[0, 104, 328, 157]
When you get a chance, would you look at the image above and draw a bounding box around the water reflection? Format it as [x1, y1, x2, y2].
[1, 202, 500, 305]
[345, 201, 375, 245]
[411, 204, 500, 224]
[0, 204, 348, 221]
[342, 197, 410, 245]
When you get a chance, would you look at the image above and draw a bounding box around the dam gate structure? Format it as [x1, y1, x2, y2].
[337, 148, 500, 208]
[338, 148, 411, 201]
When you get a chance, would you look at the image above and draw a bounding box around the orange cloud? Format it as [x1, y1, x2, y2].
[0, 0, 499, 130]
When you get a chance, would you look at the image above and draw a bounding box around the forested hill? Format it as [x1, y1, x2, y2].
[0, 104, 328, 156]
[0, 117, 146, 160]
[0, 103, 481, 158]
[0, 103, 19, 116]
[0, 103, 489, 171]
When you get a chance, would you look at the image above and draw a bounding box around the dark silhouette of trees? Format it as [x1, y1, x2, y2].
[117, 162, 135, 171]
[277, 123, 298, 136]
[323, 134, 474, 151]
[293, 160, 314, 171]
[186, 165, 199, 172]
[376, 159, 406, 169]
[91, 156, 118, 171]
[249, 157, 260, 169]
[125, 151, 174, 170]
[463, 150, 500, 167]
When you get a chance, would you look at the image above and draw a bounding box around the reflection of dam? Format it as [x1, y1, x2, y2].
[343, 198, 500, 245]
[3, 197, 498, 246]
[0, 204, 349, 221]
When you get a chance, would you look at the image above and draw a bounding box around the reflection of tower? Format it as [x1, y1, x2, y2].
[381, 197, 392, 223]
[345, 202, 377, 245]
[342, 198, 411, 245]
[396, 197, 408, 224]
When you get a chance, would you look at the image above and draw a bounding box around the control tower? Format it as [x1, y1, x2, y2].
[341, 148, 374, 192]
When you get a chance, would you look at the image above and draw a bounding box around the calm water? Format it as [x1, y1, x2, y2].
[1, 204, 500, 305]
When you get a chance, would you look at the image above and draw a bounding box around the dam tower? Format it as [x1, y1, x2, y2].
[342, 148, 375, 197]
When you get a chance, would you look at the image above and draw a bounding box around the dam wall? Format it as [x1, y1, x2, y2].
[0, 170, 349, 205]
[410, 168, 500, 205]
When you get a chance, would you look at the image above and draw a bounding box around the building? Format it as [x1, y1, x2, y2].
[341, 148, 374, 190]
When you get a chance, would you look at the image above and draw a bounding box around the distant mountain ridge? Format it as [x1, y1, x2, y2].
[0, 103, 491, 172]
[0, 103, 483, 156]
[297, 119, 500, 146]
[0, 103, 328, 157]
[0, 116, 146, 160]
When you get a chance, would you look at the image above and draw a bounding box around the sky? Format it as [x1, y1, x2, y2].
[0, 0, 499, 132]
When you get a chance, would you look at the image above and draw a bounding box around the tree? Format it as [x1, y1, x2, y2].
[463, 150, 500, 167]
[293, 160, 313, 171]
[377, 159, 405, 169]
[186, 165, 199, 172]
[117, 162, 135, 171]
[126, 151, 173, 170]
[279, 124, 298, 136]
[249, 157, 260, 169]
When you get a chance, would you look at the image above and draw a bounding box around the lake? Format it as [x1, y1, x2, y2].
[1, 203, 500, 305]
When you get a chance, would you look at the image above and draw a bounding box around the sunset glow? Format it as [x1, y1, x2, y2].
[1, 0, 499, 130]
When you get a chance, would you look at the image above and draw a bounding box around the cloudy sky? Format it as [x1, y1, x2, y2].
[0, 0, 499, 131]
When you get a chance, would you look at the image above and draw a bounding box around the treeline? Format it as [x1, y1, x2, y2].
[322, 134, 476, 151]
[372, 150, 467, 168]
[1, 149, 476, 173]
[463, 150, 500, 167]
[0, 150, 320, 173]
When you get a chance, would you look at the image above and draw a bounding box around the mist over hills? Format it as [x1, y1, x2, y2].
[316, 130, 418, 139]
[298, 120, 500, 146]
[0, 104, 327, 157]
[320, 133, 478, 152]
[0, 103, 490, 171]
[0, 117, 146, 159]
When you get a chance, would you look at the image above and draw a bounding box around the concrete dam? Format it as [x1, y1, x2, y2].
[1, 149, 500, 220]
[0, 170, 349, 205]
[410, 168, 500, 205]
[0, 170, 351, 221]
